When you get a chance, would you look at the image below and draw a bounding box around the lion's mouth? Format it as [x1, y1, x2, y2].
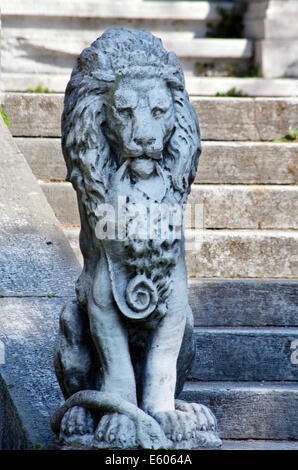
[124, 149, 163, 161]
[128, 156, 157, 179]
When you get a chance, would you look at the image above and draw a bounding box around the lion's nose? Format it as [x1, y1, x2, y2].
[134, 137, 156, 147]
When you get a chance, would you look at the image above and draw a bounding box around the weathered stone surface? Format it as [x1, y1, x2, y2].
[4, 94, 298, 141]
[186, 77, 298, 97]
[41, 180, 298, 230]
[17, 137, 67, 181]
[185, 230, 298, 278]
[256, 39, 298, 78]
[190, 327, 298, 381]
[254, 0, 298, 40]
[245, 1, 298, 78]
[192, 97, 259, 141]
[254, 98, 298, 140]
[0, 93, 64, 137]
[0, 375, 33, 450]
[0, 118, 79, 297]
[220, 440, 298, 450]
[189, 279, 298, 327]
[189, 185, 298, 229]
[0, 297, 67, 449]
[0, 115, 80, 449]
[63, 227, 83, 267]
[164, 38, 252, 59]
[39, 182, 80, 226]
[2, 36, 252, 74]
[2, 0, 233, 20]
[1, 0, 246, 80]
[17, 138, 298, 185]
[196, 142, 298, 184]
[181, 382, 298, 440]
[64, 227, 298, 279]
[6, 74, 298, 97]
[191, 97, 298, 141]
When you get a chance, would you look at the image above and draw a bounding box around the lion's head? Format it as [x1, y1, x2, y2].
[62, 28, 201, 230]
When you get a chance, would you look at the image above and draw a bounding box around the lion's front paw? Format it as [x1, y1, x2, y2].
[93, 411, 170, 450]
[151, 402, 220, 449]
[175, 400, 217, 432]
[60, 406, 96, 446]
[152, 410, 196, 443]
[93, 413, 137, 449]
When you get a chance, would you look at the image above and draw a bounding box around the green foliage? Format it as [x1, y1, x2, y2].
[216, 87, 248, 97]
[46, 293, 57, 298]
[195, 62, 215, 75]
[26, 85, 54, 94]
[272, 129, 297, 143]
[246, 65, 263, 78]
[33, 442, 43, 450]
[206, 4, 247, 39]
[0, 109, 10, 128]
[226, 64, 263, 78]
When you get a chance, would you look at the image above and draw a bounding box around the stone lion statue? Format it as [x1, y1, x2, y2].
[51, 28, 221, 450]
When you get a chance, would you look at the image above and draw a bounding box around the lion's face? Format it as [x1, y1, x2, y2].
[105, 77, 175, 178]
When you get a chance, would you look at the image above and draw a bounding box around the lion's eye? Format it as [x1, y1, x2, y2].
[152, 107, 166, 118]
[117, 108, 133, 118]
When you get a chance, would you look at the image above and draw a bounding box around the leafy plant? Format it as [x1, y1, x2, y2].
[0, 109, 10, 128]
[33, 442, 43, 450]
[272, 129, 297, 143]
[246, 65, 263, 78]
[216, 87, 248, 97]
[206, 4, 247, 39]
[46, 293, 57, 298]
[26, 85, 54, 94]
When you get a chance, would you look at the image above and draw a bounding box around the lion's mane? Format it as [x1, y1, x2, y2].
[61, 28, 201, 231]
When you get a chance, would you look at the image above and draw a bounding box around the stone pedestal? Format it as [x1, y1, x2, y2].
[245, 0, 298, 78]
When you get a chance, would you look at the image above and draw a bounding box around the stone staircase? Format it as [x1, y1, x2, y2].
[1, 0, 297, 447]
[2, 0, 298, 96]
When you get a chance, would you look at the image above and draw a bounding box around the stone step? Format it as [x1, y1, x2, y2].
[3, 93, 298, 141]
[2, 1, 249, 78]
[4, 74, 298, 97]
[2, 1, 234, 21]
[39, 182, 79, 226]
[181, 382, 298, 440]
[187, 77, 298, 97]
[189, 279, 298, 327]
[39, 181, 298, 230]
[195, 141, 298, 185]
[190, 185, 298, 230]
[2, 35, 252, 61]
[17, 138, 298, 185]
[63, 226, 298, 279]
[220, 440, 298, 450]
[185, 229, 298, 279]
[1, 40, 251, 78]
[190, 327, 298, 381]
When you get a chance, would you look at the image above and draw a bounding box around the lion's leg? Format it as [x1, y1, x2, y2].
[88, 250, 140, 447]
[140, 262, 207, 445]
[60, 252, 138, 446]
[89, 251, 137, 405]
[141, 267, 187, 416]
